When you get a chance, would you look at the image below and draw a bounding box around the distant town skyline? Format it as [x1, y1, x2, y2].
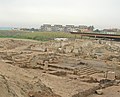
[0, 0, 120, 29]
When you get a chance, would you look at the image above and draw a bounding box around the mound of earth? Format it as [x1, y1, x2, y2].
[0, 61, 61, 97]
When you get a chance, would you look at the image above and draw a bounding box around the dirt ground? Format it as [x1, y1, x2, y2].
[0, 38, 120, 97]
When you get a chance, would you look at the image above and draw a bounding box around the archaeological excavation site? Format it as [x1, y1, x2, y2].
[0, 38, 120, 97]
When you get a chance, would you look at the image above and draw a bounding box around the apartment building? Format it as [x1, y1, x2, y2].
[40, 24, 94, 32]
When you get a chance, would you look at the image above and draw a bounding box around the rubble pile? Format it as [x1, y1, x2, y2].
[0, 39, 119, 63]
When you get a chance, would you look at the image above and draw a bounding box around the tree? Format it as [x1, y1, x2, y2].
[88, 26, 94, 31]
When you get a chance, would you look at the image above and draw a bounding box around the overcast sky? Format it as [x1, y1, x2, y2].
[0, 0, 120, 29]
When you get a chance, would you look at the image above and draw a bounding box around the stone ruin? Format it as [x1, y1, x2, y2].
[0, 38, 120, 97]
